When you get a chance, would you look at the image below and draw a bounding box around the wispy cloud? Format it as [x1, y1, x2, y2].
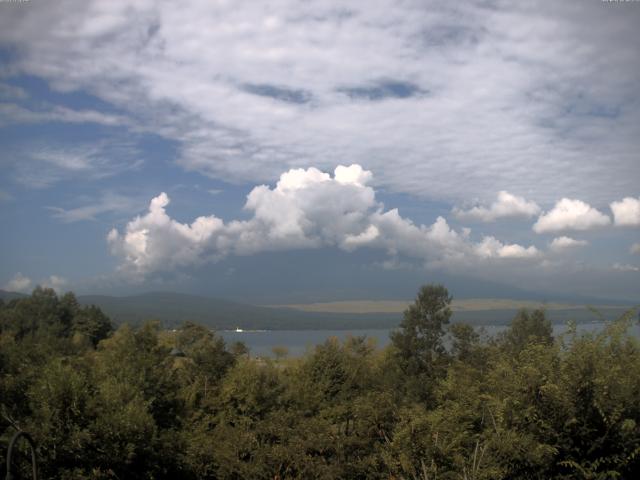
[612, 263, 639, 273]
[10, 142, 143, 188]
[0, 103, 128, 128]
[0, 83, 27, 100]
[46, 192, 142, 223]
[0, 1, 638, 204]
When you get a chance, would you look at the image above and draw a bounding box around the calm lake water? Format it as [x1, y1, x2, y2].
[220, 322, 640, 357]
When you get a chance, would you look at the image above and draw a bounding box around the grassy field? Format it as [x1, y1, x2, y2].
[267, 298, 628, 314]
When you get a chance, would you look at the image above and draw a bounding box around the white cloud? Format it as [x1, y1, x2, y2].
[453, 191, 540, 222]
[3, 273, 69, 294]
[0, 1, 638, 204]
[610, 197, 640, 227]
[0, 83, 27, 100]
[474, 236, 540, 259]
[12, 143, 144, 188]
[41, 275, 68, 293]
[612, 263, 639, 273]
[631, 243, 640, 255]
[0, 103, 127, 128]
[46, 192, 141, 223]
[4, 273, 32, 293]
[108, 164, 541, 277]
[533, 199, 610, 233]
[549, 236, 588, 251]
[342, 225, 380, 251]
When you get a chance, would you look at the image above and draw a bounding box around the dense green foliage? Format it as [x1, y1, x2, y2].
[1, 285, 639, 479]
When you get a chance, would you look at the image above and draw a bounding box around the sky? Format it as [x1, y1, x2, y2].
[0, 0, 639, 303]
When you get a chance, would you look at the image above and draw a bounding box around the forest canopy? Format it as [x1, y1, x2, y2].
[1, 285, 639, 479]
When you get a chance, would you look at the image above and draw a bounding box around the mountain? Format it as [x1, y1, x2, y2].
[3, 289, 633, 331]
[76, 291, 399, 330]
[0, 289, 28, 302]
[76, 292, 634, 330]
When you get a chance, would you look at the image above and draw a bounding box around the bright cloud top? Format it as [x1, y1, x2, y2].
[533, 199, 610, 234]
[610, 197, 640, 227]
[549, 236, 588, 251]
[108, 164, 540, 276]
[453, 191, 540, 222]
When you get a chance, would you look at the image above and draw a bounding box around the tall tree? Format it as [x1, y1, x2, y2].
[500, 308, 553, 354]
[390, 284, 452, 402]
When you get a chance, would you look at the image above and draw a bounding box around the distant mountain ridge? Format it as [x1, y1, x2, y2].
[77, 291, 400, 330]
[2, 289, 634, 330]
[0, 290, 28, 301]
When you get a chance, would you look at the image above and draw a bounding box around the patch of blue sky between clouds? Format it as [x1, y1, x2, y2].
[338, 80, 427, 101]
[242, 83, 313, 104]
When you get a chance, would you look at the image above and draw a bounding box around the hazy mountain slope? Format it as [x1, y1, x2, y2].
[3, 289, 633, 330]
[77, 291, 399, 330]
[77, 292, 634, 330]
[0, 289, 28, 301]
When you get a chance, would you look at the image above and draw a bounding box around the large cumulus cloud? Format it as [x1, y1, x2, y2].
[108, 164, 540, 277]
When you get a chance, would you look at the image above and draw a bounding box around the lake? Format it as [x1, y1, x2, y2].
[220, 322, 640, 357]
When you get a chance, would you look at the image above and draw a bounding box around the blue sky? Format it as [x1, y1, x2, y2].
[0, 0, 639, 302]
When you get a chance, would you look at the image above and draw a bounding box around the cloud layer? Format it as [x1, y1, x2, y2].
[108, 164, 541, 277]
[1, 1, 639, 204]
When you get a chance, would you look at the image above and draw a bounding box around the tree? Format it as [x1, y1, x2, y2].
[449, 322, 480, 363]
[73, 304, 113, 346]
[500, 309, 553, 354]
[389, 284, 452, 402]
